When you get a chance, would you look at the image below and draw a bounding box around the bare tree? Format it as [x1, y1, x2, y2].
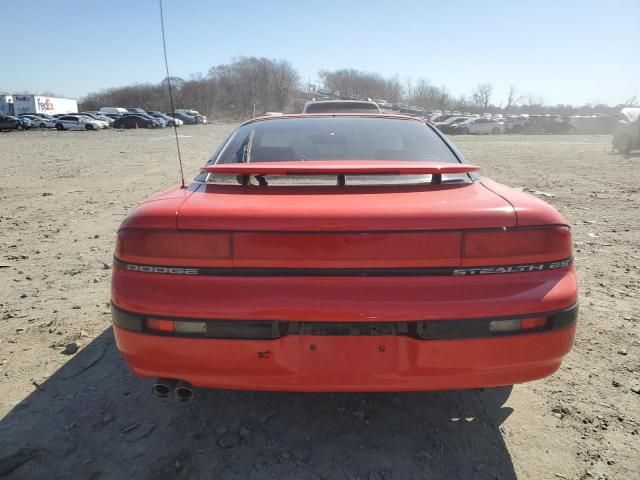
[270, 60, 300, 111]
[319, 68, 400, 100]
[471, 83, 494, 112]
[78, 60, 630, 119]
[522, 93, 545, 114]
[405, 78, 413, 106]
[79, 57, 300, 118]
[505, 85, 520, 111]
[386, 75, 402, 103]
[623, 95, 638, 107]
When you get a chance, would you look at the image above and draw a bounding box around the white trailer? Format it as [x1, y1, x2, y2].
[12, 95, 78, 115]
[0, 95, 15, 115]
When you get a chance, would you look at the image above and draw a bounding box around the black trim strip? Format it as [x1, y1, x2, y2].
[112, 303, 578, 341]
[113, 257, 573, 277]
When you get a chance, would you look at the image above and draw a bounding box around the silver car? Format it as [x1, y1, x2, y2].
[451, 117, 505, 135]
[53, 115, 103, 131]
[20, 114, 55, 129]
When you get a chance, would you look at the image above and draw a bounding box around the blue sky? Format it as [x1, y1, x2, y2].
[2, 0, 637, 106]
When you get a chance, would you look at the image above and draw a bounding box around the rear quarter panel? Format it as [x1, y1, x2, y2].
[480, 178, 568, 227]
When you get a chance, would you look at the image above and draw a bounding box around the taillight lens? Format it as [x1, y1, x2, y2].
[520, 316, 549, 330]
[462, 226, 571, 265]
[146, 318, 175, 332]
[116, 229, 232, 266]
[145, 318, 207, 335]
[489, 316, 549, 333]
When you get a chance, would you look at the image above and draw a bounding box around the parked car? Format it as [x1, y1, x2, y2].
[303, 100, 381, 114]
[126, 107, 148, 115]
[100, 107, 129, 116]
[111, 113, 578, 397]
[166, 111, 198, 125]
[147, 111, 183, 127]
[429, 114, 459, 125]
[569, 115, 617, 135]
[113, 115, 159, 129]
[502, 116, 528, 133]
[451, 117, 505, 135]
[123, 112, 165, 127]
[66, 113, 109, 129]
[523, 115, 575, 134]
[81, 111, 115, 126]
[19, 112, 55, 121]
[175, 109, 207, 123]
[53, 115, 103, 131]
[19, 114, 55, 128]
[434, 116, 471, 134]
[612, 107, 640, 155]
[0, 114, 27, 131]
[20, 117, 34, 129]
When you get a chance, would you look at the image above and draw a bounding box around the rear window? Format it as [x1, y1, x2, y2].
[203, 116, 466, 186]
[210, 117, 459, 165]
[305, 102, 380, 114]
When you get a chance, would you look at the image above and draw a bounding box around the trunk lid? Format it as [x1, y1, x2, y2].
[176, 179, 515, 268]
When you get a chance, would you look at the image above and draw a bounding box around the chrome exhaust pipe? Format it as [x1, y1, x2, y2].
[151, 378, 177, 398]
[174, 380, 194, 403]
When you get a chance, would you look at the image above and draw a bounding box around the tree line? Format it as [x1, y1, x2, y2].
[77, 58, 637, 118]
[79, 57, 300, 118]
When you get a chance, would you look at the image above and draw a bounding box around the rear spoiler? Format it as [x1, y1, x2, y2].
[201, 161, 479, 185]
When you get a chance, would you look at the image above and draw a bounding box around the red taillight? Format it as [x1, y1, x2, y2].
[116, 229, 232, 266]
[146, 318, 175, 332]
[489, 316, 549, 333]
[462, 226, 571, 266]
[520, 317, 549, 330]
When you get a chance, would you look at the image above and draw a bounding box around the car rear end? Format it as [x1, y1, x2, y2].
[111, 115, 578, 394]
[112, 227, 576, 392]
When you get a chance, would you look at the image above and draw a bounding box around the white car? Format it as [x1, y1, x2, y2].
[176, 109, 208, 123]
[81, 112, 114, 127]
[20, 114, 55, 128]
[100, 107, 129, 116]
[502, 115, 528, 133]
[53, 115, 103, 131]
[75, 114, 109, 129]
[452, 117, 505, 135]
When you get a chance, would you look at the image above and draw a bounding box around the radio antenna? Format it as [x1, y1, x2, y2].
[158, 0, 186, 188]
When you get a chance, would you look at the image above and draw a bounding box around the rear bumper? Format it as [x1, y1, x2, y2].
[112, 264, 578, 391]
[113, 319, 576, 392]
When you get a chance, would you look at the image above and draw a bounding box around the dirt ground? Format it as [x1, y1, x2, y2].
[0, 125, 638, 480]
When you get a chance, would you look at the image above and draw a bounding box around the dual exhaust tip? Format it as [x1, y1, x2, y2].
[152, 379, 194, 402]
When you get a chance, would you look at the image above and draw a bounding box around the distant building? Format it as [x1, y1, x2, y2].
[0, 94, 78, 115]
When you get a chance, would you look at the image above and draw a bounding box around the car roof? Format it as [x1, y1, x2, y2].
[240, 112, 423, 127]
[303, 100, 381, 114]
[621, 107, 640, 123]
[305, 100, 378, 105]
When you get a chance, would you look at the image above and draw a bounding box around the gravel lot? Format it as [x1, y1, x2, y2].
[0, 126, 638, 479]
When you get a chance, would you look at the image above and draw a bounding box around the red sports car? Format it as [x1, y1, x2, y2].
[111, 114, 577, 400]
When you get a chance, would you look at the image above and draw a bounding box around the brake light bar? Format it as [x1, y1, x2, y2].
[115, 226, 572, 268]
[462, 226, 572, 266]
[116, 229, 232, 267]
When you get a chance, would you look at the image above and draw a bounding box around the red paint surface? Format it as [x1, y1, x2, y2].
[202, 160, 480, 176]
[111, 115, 578, 391]
[114, 323, 576, 392]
